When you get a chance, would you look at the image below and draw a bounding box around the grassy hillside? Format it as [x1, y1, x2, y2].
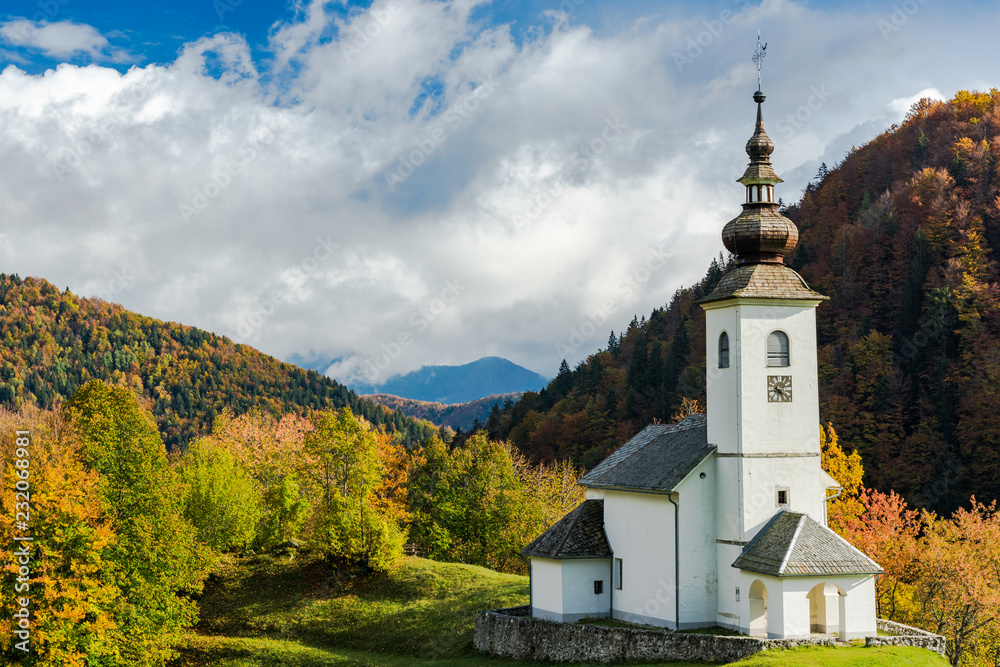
[0, 274, 437, 448]
[173, 555, 947, 667]
[363, 393, 519, 431]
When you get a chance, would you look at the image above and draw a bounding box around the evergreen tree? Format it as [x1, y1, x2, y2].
[607, 330, 620, 355]
[551, 359, 573, 396]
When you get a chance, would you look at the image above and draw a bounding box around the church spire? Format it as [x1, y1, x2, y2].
[721, 80, 798, 266]
[698, 41, 826, 305]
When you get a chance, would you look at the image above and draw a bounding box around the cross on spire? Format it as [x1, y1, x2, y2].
[752, 32, 767, 92]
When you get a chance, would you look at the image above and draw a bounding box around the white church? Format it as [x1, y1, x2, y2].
[522, 87, 882, 640]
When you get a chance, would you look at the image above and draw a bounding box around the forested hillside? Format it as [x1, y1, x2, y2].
[493, 89, 1000, 514]
[0, 275, 437, 448]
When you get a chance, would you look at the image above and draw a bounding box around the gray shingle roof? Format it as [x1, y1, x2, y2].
[698, 263, 828, 304]
[732, 510, 883, 576]
[578, 414, 714, 493]
[521, 499, 611, 559]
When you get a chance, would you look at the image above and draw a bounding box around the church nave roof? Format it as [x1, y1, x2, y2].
[578, 413, 714, 493]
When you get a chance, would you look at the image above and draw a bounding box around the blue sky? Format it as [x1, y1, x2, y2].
[2, 0, 913, 72]
[0, 0, 997, 383]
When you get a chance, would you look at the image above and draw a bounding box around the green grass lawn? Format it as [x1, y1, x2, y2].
[171, 553, 948, 667]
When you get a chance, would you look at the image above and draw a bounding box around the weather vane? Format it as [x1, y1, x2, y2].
[752, 32, 767, 91]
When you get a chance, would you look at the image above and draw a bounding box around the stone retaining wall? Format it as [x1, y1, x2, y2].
[866, 619, 946, 656]
[474, 607, 947, 663]
[474, 607, 834, 663]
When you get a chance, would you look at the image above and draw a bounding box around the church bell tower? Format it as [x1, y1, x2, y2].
[698, 73, 831, 623]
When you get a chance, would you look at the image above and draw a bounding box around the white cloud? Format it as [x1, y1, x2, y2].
[0, 19, 128, 62]
[0, 0, 999, 383]
[887, 87, 946, 121]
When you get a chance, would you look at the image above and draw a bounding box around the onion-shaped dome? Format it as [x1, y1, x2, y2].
[697, 88, 827, 305]
[722, 207, 798, 264]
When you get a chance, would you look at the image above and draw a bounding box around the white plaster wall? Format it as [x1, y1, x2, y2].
[602, 490, 676, 627]
[714, 456, 743, 543]
[676, 455, 718, 627]
[561, 559, 612, 621]
[776, 578, 812, 638]
[751, 575, 878, 640]
[706, 299, 830, 548]
[742, 459, 827, 538]
[736, 302, 821, 457]
[705, 300, 828, 532]
[585, 488, 605, 500]
[736, 572, 784, 637]
[715, 542, 743, 629]
[705, 306, 739, 455]
[531, 558, 563, 621]
[838, 575, 877, 640]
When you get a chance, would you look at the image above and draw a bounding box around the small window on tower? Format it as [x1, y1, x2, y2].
[767, 331, 790, 367]
[615, 558, 623, 590]
[719, 332, 730, 368]
[776, 487, 790, 507]
[594, 580, 604, 595]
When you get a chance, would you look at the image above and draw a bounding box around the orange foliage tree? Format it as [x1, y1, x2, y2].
[0, 406, 120, 665]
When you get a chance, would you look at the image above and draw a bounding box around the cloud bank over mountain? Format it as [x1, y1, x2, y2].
[0, 0, 995, 381]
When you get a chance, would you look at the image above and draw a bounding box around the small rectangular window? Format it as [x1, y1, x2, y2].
[594, 580, 604, 595]
[776, 487, 789, 507]
[736, 587, 741, 602]
[615, 558, 623, 590]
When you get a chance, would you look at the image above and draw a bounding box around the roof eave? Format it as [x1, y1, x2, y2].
[732, 563, 884, 577]
[580, 482, 674, 495]
[697, 294, 829, 308]
[522, 552, 613, 560]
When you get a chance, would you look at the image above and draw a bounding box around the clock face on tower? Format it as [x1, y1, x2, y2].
[767, 375, 792, 402]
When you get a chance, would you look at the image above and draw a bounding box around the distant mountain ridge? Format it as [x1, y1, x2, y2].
[362, 392, 519, 431]
[348, 356, 547, 404]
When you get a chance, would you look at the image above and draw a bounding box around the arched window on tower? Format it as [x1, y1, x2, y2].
[767, 331, 789, 367]
[719, 332, 730, 368]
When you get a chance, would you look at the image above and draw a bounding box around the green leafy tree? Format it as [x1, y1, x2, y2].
[177, 438, 262, 551]
[258, 474, 309, 549]
[305, 408, 402, 571]
[409, 432, 584, 574]
[62, 380, 209, 666]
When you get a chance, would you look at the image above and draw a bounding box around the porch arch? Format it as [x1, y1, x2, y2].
[749, 579, 768, 637]
[807, 581, 847, 638]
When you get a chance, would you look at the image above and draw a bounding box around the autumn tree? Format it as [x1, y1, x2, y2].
[305, 408, 404, 571]
[177, 438, 262, 551]
[259, 474, 309, 548]
[0, 406, 119, 666]
[62, 380, 209, 666]
[409, 433, 584, 574]
[209, 409, 315, 549]
[820, 423, 864, 532]
[913, 499, 1000, 666]
[835, 488, 923, 621]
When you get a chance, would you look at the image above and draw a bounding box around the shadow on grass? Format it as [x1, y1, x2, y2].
[194, 553, 528, 661]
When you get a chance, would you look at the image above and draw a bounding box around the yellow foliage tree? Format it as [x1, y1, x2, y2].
[0, 406, 120, 666]
[820, 422, 864, 532]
